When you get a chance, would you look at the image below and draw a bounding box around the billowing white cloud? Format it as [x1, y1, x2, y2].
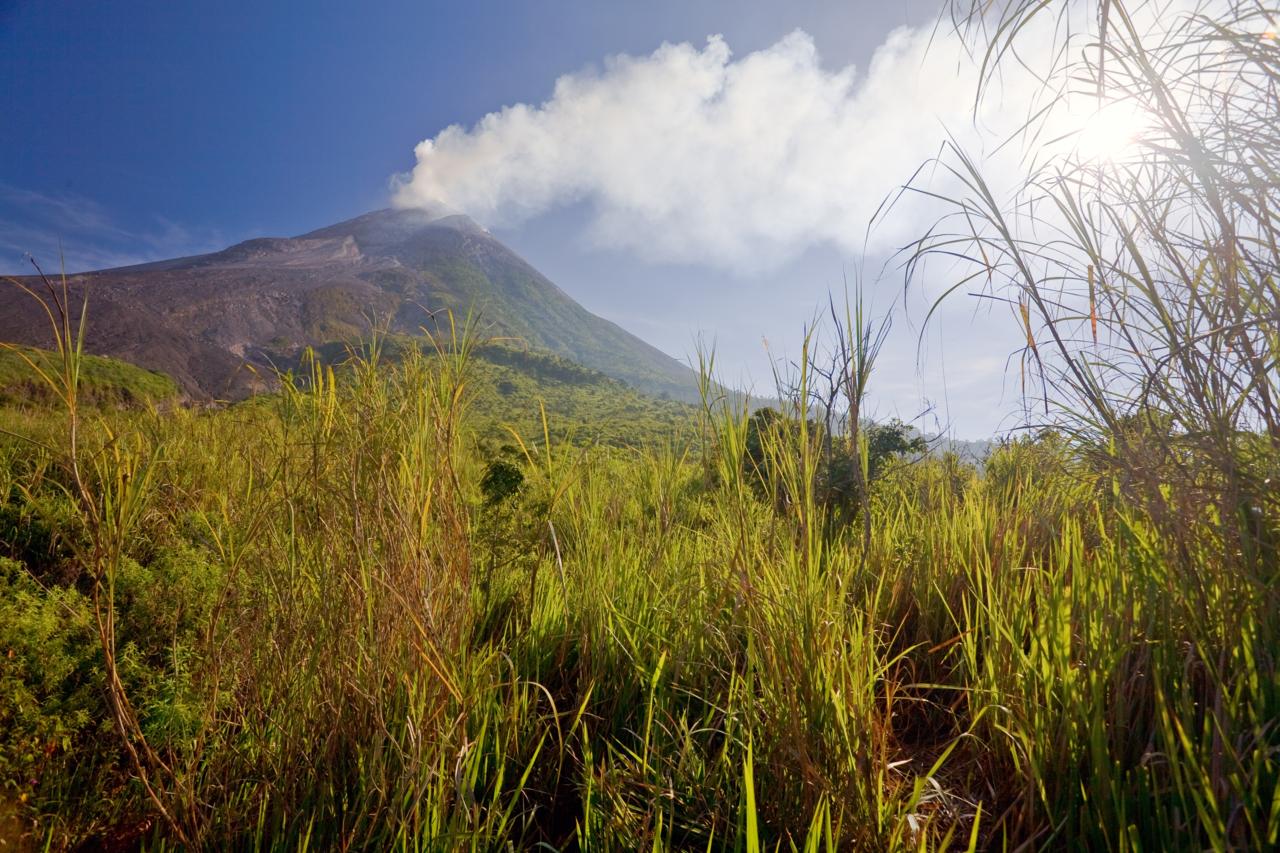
[393, 27, 1035, 272]
[393, 0, 1212, 274]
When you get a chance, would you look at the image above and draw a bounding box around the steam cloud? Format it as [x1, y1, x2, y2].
[393, 27, 1029, 271]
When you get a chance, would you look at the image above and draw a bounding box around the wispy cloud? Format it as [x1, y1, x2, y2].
[0, 184, 231, 274]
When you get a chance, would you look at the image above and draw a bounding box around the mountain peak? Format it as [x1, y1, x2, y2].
[298, 207, 487, 249]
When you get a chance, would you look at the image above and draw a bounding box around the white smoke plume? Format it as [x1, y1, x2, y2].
[391, 26, 1044, 272]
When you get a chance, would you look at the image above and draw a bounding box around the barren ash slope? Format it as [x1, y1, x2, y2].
[0, 207, 702, 401]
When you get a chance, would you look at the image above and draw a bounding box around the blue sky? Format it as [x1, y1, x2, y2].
[0, 0, 1026, 436]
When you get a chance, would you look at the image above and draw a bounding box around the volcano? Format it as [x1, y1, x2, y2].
[0, 208, 701, 401]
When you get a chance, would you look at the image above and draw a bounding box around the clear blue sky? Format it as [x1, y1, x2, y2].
[1, 0, 1024, 436]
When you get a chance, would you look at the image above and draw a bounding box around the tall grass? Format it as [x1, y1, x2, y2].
[1, 277, 1276, 848]
[896, 6, 1280, 844]
[3, 3, 1278, 846]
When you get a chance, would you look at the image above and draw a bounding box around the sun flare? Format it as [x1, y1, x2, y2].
[1074, 99, 1149, 162]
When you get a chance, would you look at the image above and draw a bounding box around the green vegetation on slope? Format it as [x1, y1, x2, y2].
[0, 346, 178, 409]
[469, 343, 694, 447]
[287, 335, 696, 448]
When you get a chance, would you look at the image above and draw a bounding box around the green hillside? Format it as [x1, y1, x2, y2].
[0, 346, 179, 408]
[289, 336, 696, 448]
[468, 344, 695, 447]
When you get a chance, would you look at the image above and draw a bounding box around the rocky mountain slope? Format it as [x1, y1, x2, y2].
[0, 208, 701, 401]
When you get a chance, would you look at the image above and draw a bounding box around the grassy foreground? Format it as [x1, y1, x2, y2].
[0, 328, 1276, 852]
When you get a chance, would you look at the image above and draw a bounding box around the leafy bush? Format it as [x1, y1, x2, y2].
[743, 406, 925, 513]
[0, 557, 98, 804]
